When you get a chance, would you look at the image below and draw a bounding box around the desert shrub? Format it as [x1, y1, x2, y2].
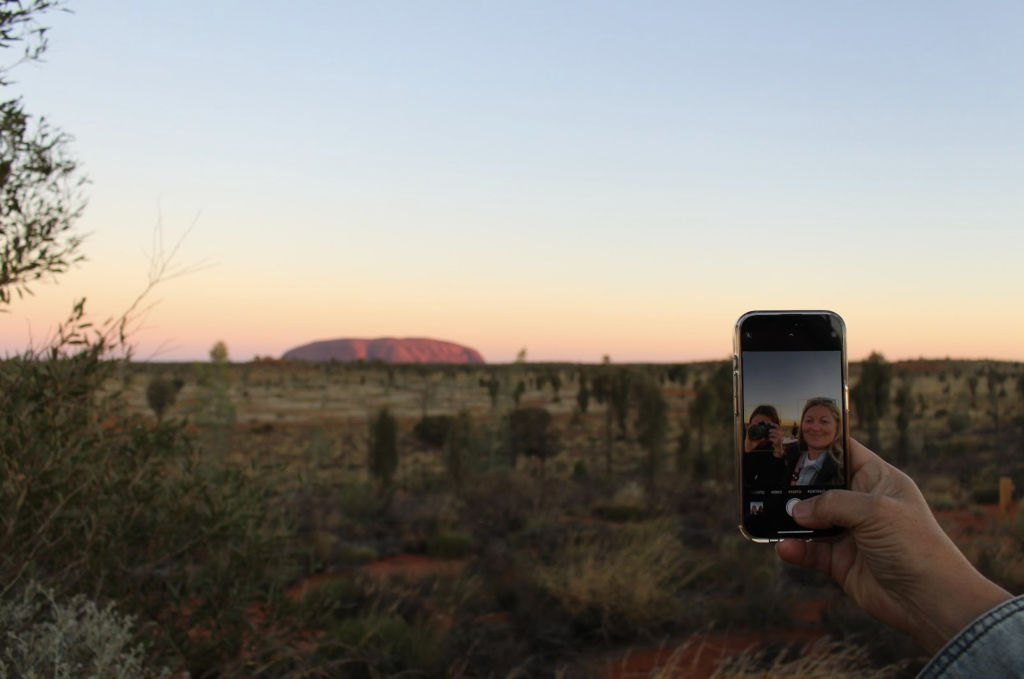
[920, 476, 962, 511]
[507, 406, 559, 470]
[0, 314, 297, 677]
[339, 544, 379, 566]
[970, 464, 1001, 504]
[459, 471, 536, 539]
[412, 414, 454, 448]
[0, 581, 169, 679]
[313, 613, 444, 677]
[573, 460, 588, 478]
[591, 504, 648, 522]
[590, 480, 651, 521]
[820, 598, 924, 672]
[947, 410, 970, 433]
[368, 407, 399, 486]
[925, 492, 957, 511]
[706, 638, 908, 679]
[337, 481, 379, 520]
[303, 426, 333, 466]
[190, 341, 237, 451]
[704, 535, 796, 625]
[576, 375, 590, 413]
[445, 409, 474, 489]
[290, 576, 371, 629]
[145, 375, 182, 421]
[532, 520, 708, 639]
[635, 376, 669, 490]
[427, 528, 474, 559]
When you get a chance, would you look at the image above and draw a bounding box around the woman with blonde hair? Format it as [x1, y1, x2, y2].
[787, 397, 844, 486]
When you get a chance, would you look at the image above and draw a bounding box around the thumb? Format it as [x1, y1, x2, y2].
[792, 489, 877, 529]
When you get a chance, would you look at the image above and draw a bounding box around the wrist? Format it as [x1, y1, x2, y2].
[909, 563, 1012, 654]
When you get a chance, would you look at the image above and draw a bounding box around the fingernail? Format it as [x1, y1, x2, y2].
[792, 497, 813, 520]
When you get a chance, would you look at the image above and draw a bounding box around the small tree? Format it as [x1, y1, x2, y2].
[687, 361, 731, 479]
[512, 379, 526, 407]
[987, 365, 1007, 428]
[608, 368, 632, 436]
[576, 374, 590, 414]
[145, 375, 182, 422]
[591, 365, 635, 475]
[368, 407, 398, 487]
[967, 373, 979, 409]
[548, 371, 562, 402]
[675, 428, 693, 476]
[507, 406, 558, 476]
[412, 414, 453, 449]
[666, 364, 689, 385]
[192, 340, 236, 451]
[445, 410, 473, 490]
[635, 378, 668, 496]
[851, 352, 892, 451]
[893, 380, 915, 466]
[0, 0, 86, 307]
[484, 375, 500, 410]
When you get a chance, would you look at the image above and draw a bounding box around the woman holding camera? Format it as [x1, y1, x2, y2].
[743, 404, 786, 486]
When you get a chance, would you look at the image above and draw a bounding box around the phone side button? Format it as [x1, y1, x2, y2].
[732, 375, 738, 416]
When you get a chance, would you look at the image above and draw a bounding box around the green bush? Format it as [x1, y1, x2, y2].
[369, 408, 399, 486]
[337, 482, 378, 520]
[532, 520, 708, 639]
[315, 613, 444, 676]
[445, 410, 475, 489]
[290, 576, 369, 628]
[925, 492, 958, 511]
[145, 375, 182, 421]
[507, 406, 559, 468]
[0, 314, 297, 676]
[0, 581, 169, 679]
[412, 414, 454, 448]
[591, 503, 648, 522]
[427, 528, 474, 559]
[339, 544, 380, 566]
[948, 410, 971, 433]
[970, 465, 1001, 504]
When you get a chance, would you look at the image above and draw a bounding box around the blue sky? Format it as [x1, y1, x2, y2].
[742, 351, 844, 424]
[3, 1, 1023, 362]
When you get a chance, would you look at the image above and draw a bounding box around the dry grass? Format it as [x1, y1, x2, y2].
[629, 637, 907, 679]
[533, 519, 710, 638]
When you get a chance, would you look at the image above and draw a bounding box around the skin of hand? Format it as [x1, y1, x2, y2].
[776, 439, 1012, 655]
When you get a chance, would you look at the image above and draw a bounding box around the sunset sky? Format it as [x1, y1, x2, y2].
[3, 2, 1023, 363]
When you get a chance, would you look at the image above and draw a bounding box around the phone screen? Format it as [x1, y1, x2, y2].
[734, 311, 849, 541]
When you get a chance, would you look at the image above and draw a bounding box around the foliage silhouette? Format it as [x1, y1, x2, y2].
[0, 1, 87, 307]
[852, 351, 892, 450]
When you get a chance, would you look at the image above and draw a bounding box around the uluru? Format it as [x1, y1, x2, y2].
[282, 337, 485, 364]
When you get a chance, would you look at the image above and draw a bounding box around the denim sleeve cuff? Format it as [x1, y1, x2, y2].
[917, 594, 1024, 679]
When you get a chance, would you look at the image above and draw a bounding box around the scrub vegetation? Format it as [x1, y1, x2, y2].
[1, 351, 1011, 677]
[4, 3, 1024, 676]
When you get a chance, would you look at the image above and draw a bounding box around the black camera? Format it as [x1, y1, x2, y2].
[747, 421, 775, 440]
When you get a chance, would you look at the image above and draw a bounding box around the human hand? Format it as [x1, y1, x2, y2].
[744, 420, 781, 454]
[776, 439, 1011, 654]
[767, 425, 784, 457]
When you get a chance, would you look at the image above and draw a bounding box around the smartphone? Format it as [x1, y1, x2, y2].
[733, 310, 850, 542]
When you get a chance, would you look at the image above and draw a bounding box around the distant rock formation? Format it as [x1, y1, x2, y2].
[282, 337, 485, 364]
